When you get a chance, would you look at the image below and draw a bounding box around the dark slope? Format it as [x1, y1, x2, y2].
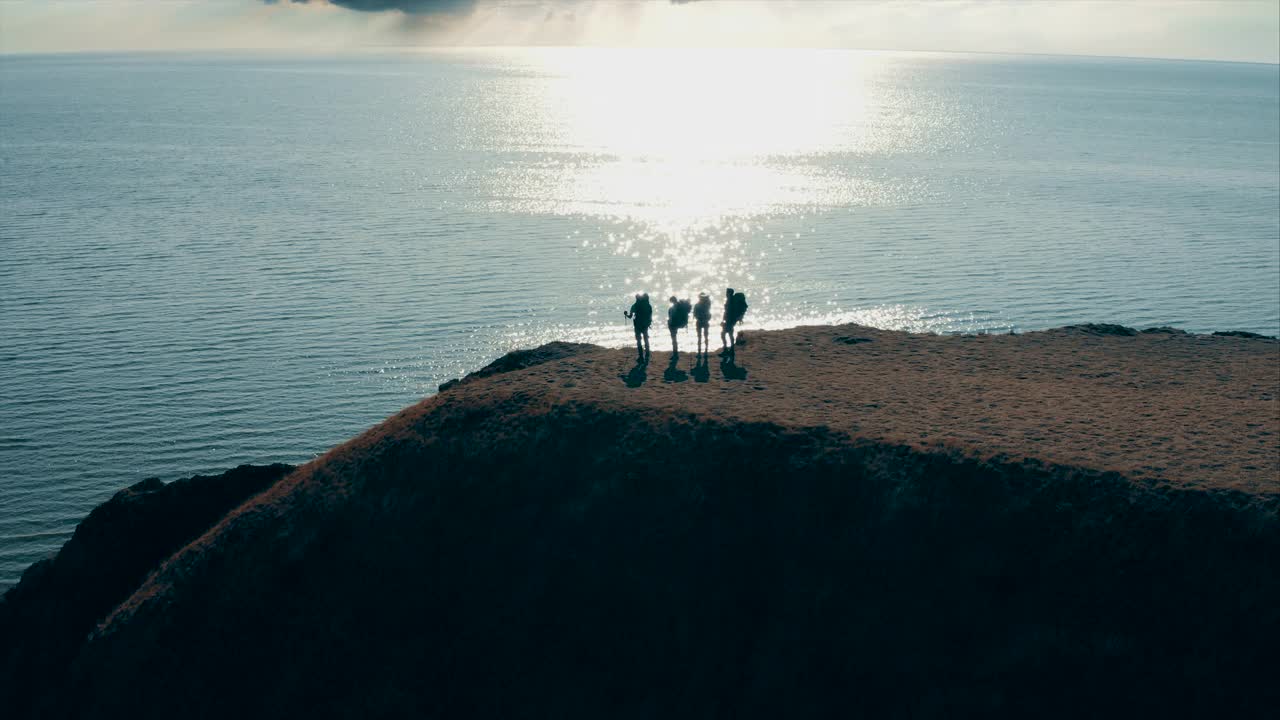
[0, 464, 294, 718]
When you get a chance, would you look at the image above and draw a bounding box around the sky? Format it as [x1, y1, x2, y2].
[0, 0, 1276, 64]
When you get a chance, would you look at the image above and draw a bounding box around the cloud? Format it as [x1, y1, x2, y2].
[264, 0, 699, 14]
[1, 0, 1275, 63]
[264, 0, 477, 14]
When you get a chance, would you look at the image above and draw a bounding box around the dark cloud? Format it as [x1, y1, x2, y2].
[329, 0, 476, 12]
[265, 0, 477, 14]
[266, 0, 701, 14]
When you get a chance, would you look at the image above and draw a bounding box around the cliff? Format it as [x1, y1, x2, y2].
[0, 464, 294, 718]
[2, 324, 1277, 718]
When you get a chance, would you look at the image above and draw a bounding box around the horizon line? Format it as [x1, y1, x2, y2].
[2, 45, 1277, 67]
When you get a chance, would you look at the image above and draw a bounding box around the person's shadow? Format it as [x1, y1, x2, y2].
[663, 354, 688, 383]
[621, 357, 648, 388]
[691, 354, 710, 383]
[719, 353, 748, 381]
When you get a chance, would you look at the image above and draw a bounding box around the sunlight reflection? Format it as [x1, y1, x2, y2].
[545, 48, 876, 159]
[519, 47, 896, 228]
[474, 48, 938, 341]
[480, 49, 911, 228]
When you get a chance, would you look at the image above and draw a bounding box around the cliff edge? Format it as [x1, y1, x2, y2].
[4, 324, 1278, 718]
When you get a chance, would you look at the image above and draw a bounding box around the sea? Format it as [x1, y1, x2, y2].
[1, 48, 1277, 588]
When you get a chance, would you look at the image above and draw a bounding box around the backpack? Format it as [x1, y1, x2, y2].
[693, 298, 712, 322]
[635, 298, 653, 328]
[671, 299, 692, 330]
[730, 292, 748, 323]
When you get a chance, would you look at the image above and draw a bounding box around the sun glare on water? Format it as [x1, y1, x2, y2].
[472, 47, 922, 344]
[502, 47, 893, 229]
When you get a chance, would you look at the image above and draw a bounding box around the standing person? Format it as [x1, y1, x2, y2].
[667, 295, 691, 355]
[624, 293, 652, 359]
[693, 292, 712, 355]
[720, 287, 748, 355]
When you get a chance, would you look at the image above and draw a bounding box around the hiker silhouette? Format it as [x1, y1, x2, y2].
[624, 293, 653, 359]
[720, 288, 748, 355]
[667, 295, 691, 355]
[693, 292, 712, 355]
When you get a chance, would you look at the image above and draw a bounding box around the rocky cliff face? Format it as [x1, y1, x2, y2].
[0, 464, 294, 718]
[2, 325, 1276, 719]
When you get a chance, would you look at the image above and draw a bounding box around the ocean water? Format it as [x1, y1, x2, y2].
[1, 48, 1277, 587]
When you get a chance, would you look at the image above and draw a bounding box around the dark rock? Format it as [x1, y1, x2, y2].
[438, 341, 600, 392]
[1141, 326, 1187, 335]
[471, 341, 600, 378]
[0, 463, 294, 718]
[1213, 330, 1276, 340]
[1063, 323, 1139, 336]
[834, 336, 873, 344]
